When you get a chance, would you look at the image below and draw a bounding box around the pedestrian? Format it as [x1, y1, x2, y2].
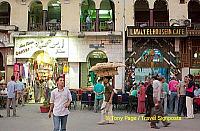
[93, 78, 104, 113]
[168, 76, 179, 114]
[177, 76, 188, 117]
[34, 78, 40, 103]
[16, 78, 25, 106]
[186, 74, 195, 119]
[145, 78, 154, 118]
[161, 77, 169, 116]
[150, 76, 170, 129]
[6, 75, 17, 117]
[98, 76, 115, 125]
[48, 76, 72, 131]
[137, 82, 146, 114]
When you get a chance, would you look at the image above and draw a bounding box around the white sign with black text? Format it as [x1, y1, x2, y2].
[14, 37, 69, 58]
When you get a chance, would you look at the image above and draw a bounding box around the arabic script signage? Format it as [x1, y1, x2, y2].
[14, 37, 68, 58]
[127, 26, 187, 37]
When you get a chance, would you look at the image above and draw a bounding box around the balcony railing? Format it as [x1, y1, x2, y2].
[100, 21, 114, 31]
[135, 21, 169, 27]
[46, 22, 61, 31]
[80, 20, 114, 32]
[28, 23, 43, 31]
[154, 21, 169, 27]
[135, 21, 149, 27]
[0, 16, 10, 25]
[80, 21, 95, 32]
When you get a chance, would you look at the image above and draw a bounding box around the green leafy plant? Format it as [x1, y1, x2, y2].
[41, 100, 50, 107]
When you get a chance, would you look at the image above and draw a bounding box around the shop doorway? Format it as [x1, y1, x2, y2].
[29, 50, 56, 103]
[86, 50, 108, 86]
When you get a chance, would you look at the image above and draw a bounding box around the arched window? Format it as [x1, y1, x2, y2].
[154, 0, 169, 26]
[99, 0, 115, 31]
[80, 0, 96, 31]
[134, 0, 149, 26]
[28, 1, 43, 31]
[188, 0, 200, 24]
[47, 0, 61, 30]
[0, 1, 10, 25]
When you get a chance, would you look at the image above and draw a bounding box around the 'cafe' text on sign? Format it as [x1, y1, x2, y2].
[127, 26, 187, 37]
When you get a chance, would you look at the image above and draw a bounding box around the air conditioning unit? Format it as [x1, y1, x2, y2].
[179, 19, 191, 27]
[178, 19, 186, 26]
[184, 19, 191, 27]
[170, 19, 179, 26]
[170, 19, 191, 27]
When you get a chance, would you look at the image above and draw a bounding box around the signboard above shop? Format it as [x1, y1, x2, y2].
[127, 26, 187, 37]
[14, 37, 69, 58]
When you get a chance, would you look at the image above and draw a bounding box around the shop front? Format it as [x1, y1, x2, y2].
[14, 36, 69, 103]
[125, 26, 186, 84]
[67, 35, 123, 90]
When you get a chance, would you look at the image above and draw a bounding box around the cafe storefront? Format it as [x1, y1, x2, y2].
[181, 29, 200, 84]
[125, 26, 187, 84]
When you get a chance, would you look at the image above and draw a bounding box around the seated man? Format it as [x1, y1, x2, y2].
[0, 84, 7, 108]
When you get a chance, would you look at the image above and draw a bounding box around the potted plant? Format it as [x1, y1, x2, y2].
[40, 100, 50, 113]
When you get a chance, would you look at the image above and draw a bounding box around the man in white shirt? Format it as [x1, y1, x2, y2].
[48, 76, 72, 131]
[86, 15, 91, 31]
[7, 76, 17, 117]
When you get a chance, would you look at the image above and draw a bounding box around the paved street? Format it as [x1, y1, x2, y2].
[0, 104, 199, 131]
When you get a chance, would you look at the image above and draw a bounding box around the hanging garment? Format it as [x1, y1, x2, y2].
[14, 63, 19, 72]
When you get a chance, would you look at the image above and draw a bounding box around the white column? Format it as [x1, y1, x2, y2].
[69, 62, 79, 89]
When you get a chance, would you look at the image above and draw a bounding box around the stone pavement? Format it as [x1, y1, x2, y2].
[0, 104, 199, 131]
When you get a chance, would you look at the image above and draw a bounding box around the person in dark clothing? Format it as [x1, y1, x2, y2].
[186, 74, 195, 118]
[145, 78, 154, 118]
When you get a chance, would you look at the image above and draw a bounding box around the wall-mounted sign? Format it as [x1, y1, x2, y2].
[14, 37, 68, 58]
[127, 26, 187, 37]
[89, 43, 104, 49]
[7, 55, 15, 65]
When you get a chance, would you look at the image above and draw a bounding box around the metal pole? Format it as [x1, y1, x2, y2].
[122, 0, 126, 92]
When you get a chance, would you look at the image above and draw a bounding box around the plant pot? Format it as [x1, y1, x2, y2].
[40, 105, 50, 113]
